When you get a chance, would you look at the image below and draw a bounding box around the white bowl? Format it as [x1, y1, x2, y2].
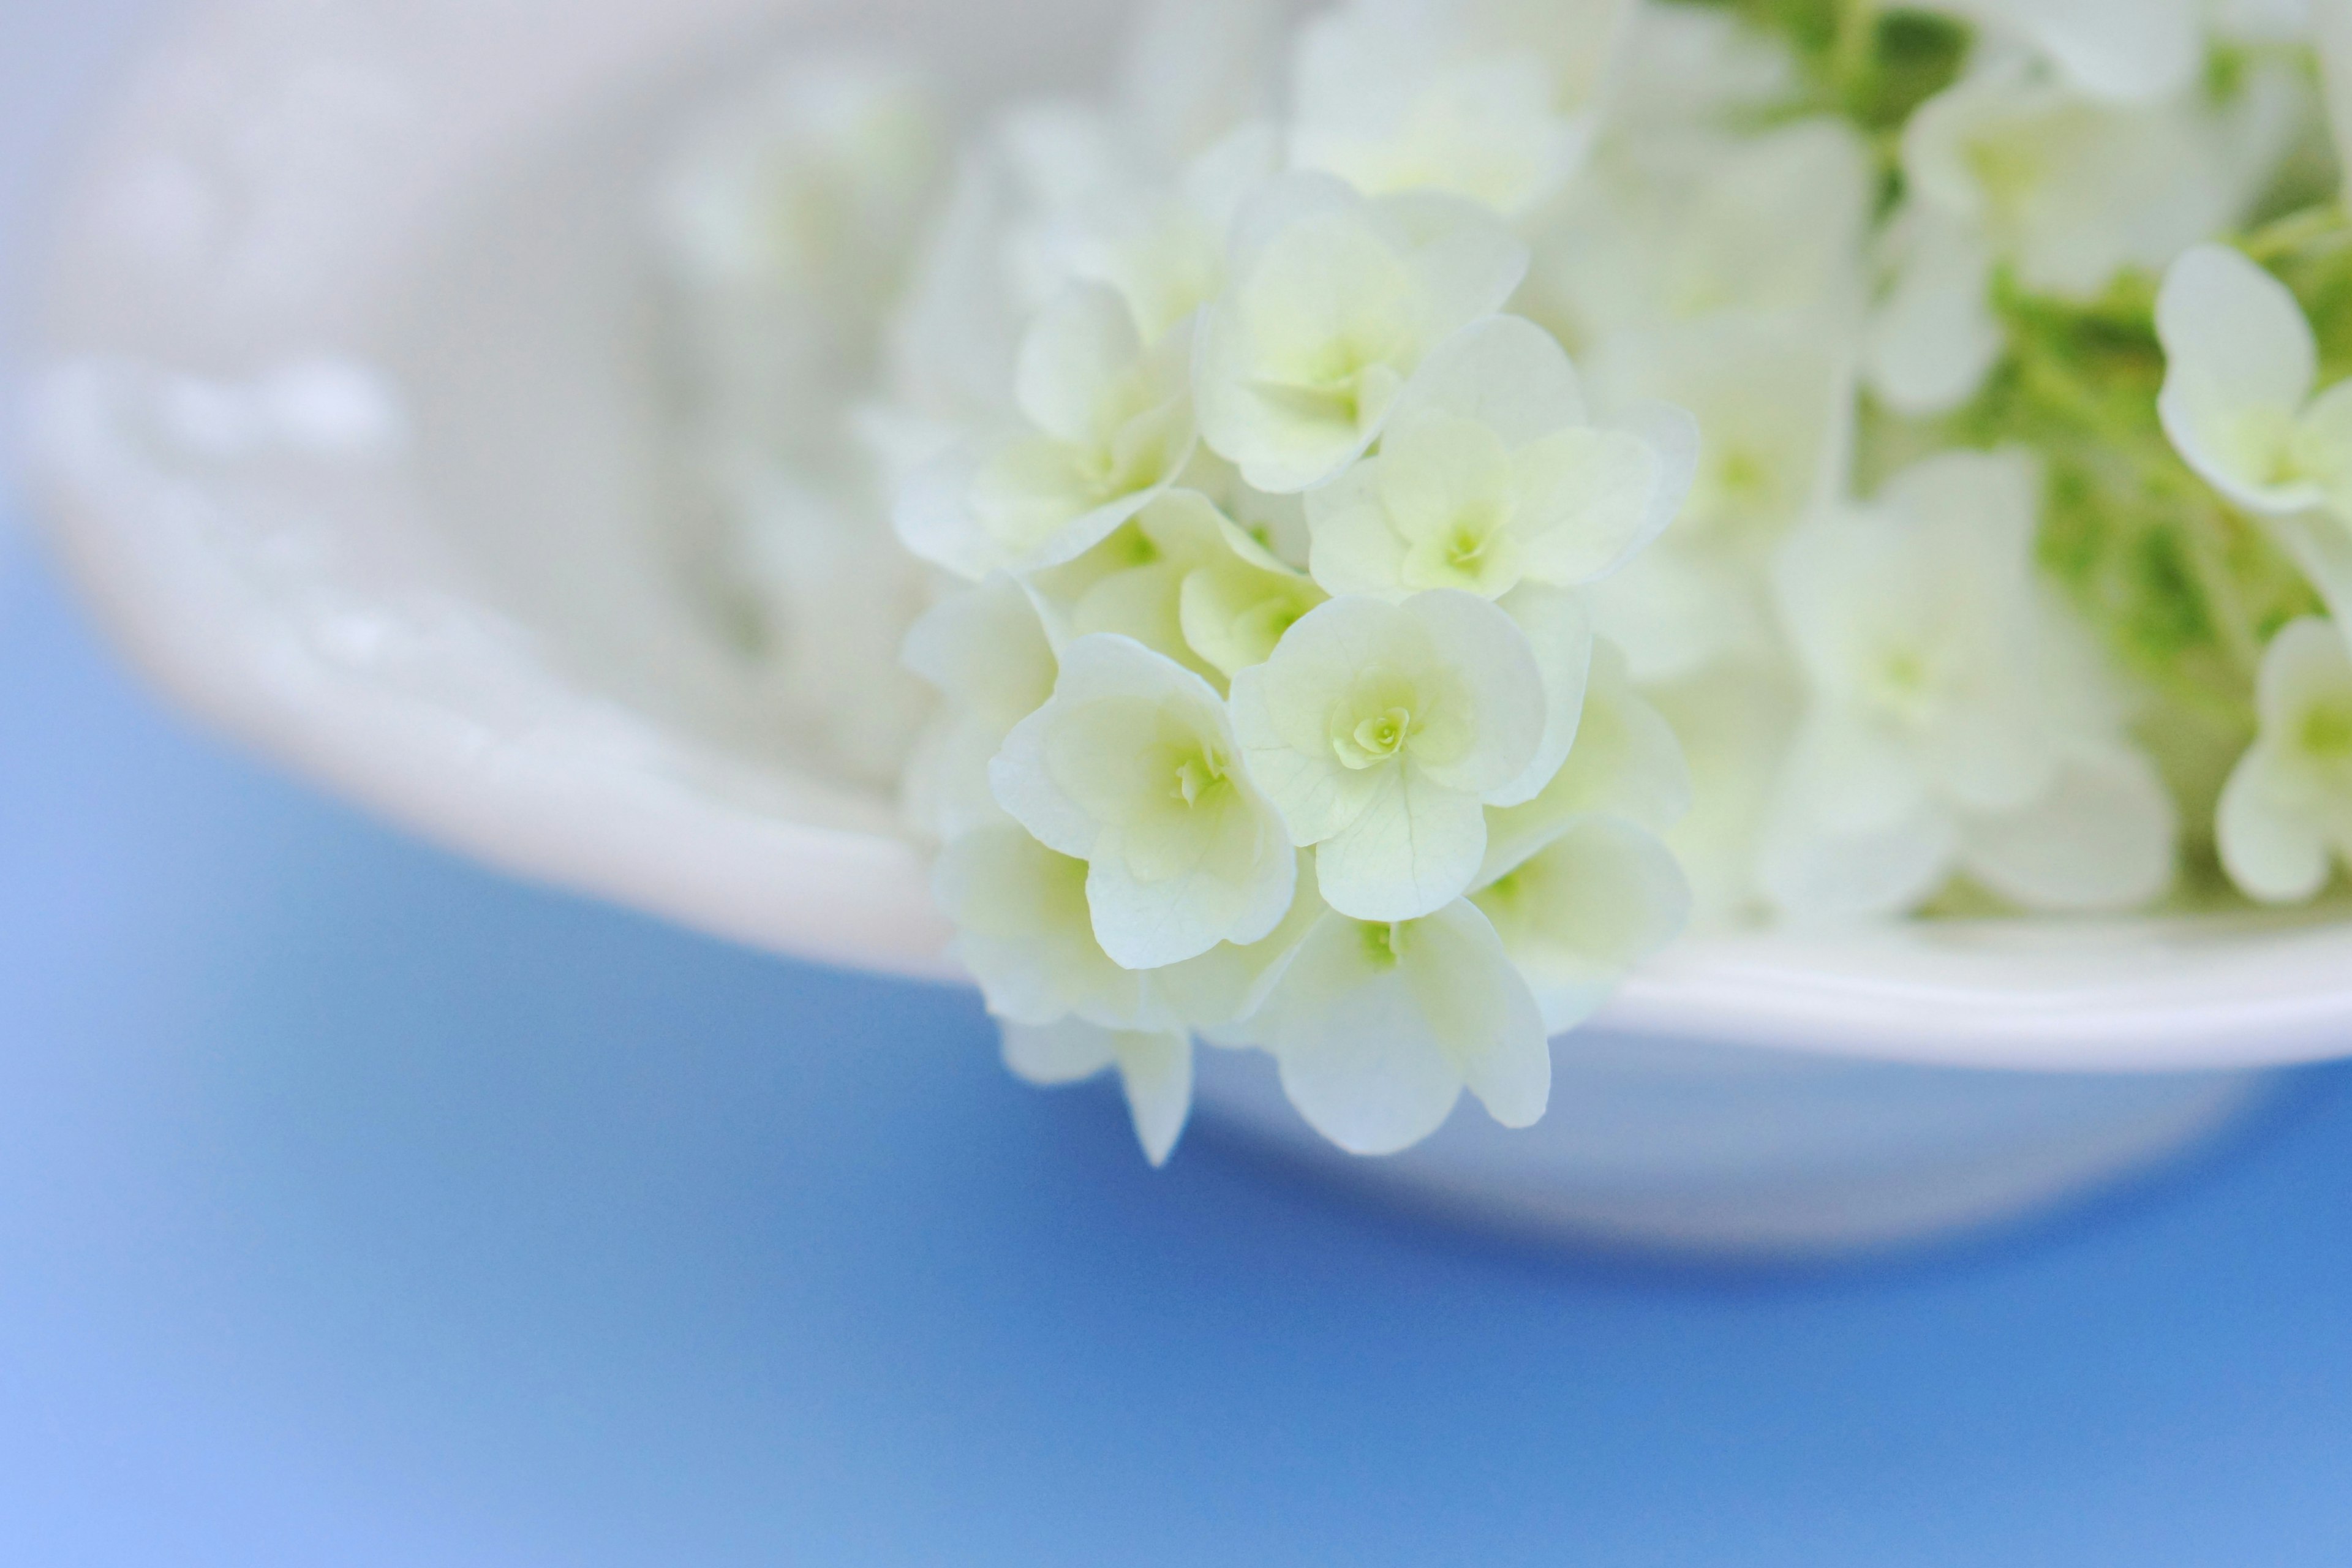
[26, 0, 2351, 1254]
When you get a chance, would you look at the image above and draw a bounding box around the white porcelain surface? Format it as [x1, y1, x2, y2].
[21, 0, 2351, 1250]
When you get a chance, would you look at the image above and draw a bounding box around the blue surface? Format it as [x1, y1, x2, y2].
[6, 540, 2352, 1567]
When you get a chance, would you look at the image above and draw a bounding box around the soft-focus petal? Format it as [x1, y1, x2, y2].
[1401, 900, 1551, 1129]
[1389, 314, 1587, 447]
[2218, 747, 2335, 903]
[1959, 747, 2179, 911]
[1481, 639, 1693, 877]
[1866, 209, 2000, 417]
[1758, 793, 1960, 921]
[1000, 1016, 1119, 1084]
[2157, 244, 2324, 514]
[1485, 584, 1595, 807]
[1962, 0, 2199, 102]
[936, 828, 1168, 1028]
[1114, 1028, 1196, 1166]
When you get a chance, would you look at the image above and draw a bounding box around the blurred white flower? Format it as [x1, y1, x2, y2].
[1287, 0, 1634, 215]
[1231, 897, 1549, 1155]
[659, 59, 944, 310]
[722, 462, 937, 790]
[897, 283, 1197, 579]
[1929, 0, 2201, 102]
[2157, 243, 2352, 520]
[1194, 175, 1529, 492]
[934, 826, 1183, 1031]
[1527, 117, 1874, 353]
[1030, 489, 1324, 687]
[1231, 590, 1550, 921]
[992, 633, 1296, 969]
[1585, 314, 1856, 684]
[1760, 450, 2176, 918]
[1870, 68, 2247, 415]
[2218, 617, 2352, 902]
[1474, 812, 1689, 1033]
[1303, 315, 1696, 601]
[1001, 1017, 1196, 1165]
[902, 573, 1057, 840]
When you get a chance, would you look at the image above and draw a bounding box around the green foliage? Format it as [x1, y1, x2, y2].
[1892, 265, 2326, 880]
[1682, 0, 1971, 139]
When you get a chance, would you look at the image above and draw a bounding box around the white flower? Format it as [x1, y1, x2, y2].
[1231, 590, 1548, 921]
[2157, 243, 2352, 520]
[1232, 897, 1549, 1155]
[1480, 637, 1692, 870]
[1287, 0, 1633, 216]
[896, 282, 1196, 579]
[1473, 813, 1690, 1033]
[1929, 0, 2201, 103]
[724, 462, 936, 791]
[1645, 663, 1801, 926]
[1869, 68, 2247, 415]
[1760, 450, 2176, 919]
[1000, 1018, 1195, 1166]
[902, 573, 1058, 840]
[1525, 118, 1874, 352]
[1020, 123, 1284, 349]
[1194, 175, 1529, 493]
[1303, 315, 1696, 602]
[658, 58, 944, 310]
[2217, 617, 2352, 903]
[1584, 314, 1856, 684]
[992, 633, 1295, 969]
[934, 827, 1180, 1030]
[1031, 490, 1324, 687]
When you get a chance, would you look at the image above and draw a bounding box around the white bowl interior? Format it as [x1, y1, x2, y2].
[29, 0, 2352, 1075]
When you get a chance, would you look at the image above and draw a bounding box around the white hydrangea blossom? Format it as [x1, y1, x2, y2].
[2157, 244, 2352, 522]
[1927, 0, 2202, 102]
[1759, 451, 2176, 919]
[896, 283, 1197, 578]
[665, 0, 2352, 1167]
[1230, 590, 1551, 921]
[1194, 175, 1529, 492]
[1226, 897, 1550, 1155]
[1303, 315, 1696, 602]
[2218, 617, 2352, 902]
[2157, 243, 2352, 625]
[1287, 0, 1634, 216]
[992, 633, 1296, 968]
[1869, 65, 2252, 415]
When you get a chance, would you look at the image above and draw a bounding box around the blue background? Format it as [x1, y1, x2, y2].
[5, 7, 2352, 1564]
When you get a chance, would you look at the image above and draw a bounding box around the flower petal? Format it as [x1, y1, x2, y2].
[1254, 914, 1468, 1155]
[1960, 746, 2179, 912]
[1475, 814, 1690, 1033]
[2158, 244, 2324, 514]
[1484, 583, 1594, 808]
[1313, 761, 1490, 921]
[1400, 899, 1551, 1131]
[2218, 746, 2336, 904]
[1114, 1028, 1196, 1166]
[1389, 313, 1586, 447]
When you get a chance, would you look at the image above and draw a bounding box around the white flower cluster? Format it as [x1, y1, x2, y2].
[655, 0, 2352, 1163]
[881, 4, 1702, 1158]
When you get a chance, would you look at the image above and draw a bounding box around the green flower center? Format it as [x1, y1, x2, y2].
[1341, 706, 1417, 767]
